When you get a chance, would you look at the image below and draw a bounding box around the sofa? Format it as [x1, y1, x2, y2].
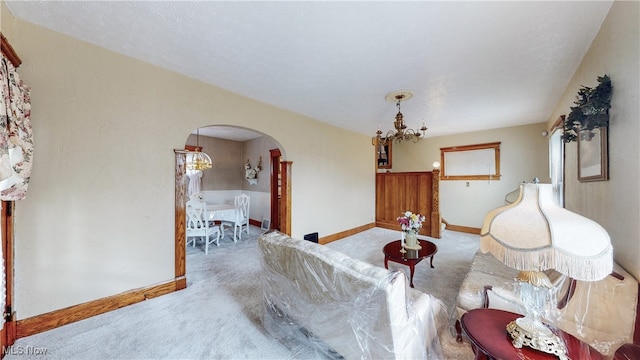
[455, 249, 639, 357]
[257, 230, 448, 360]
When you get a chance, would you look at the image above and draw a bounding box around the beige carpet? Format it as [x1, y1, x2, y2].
[5, 226, 477, 360]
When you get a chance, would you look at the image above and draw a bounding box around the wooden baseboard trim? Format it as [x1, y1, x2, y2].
[376, 219, 480, 236]
[16, 278, 183, 339]
[318, 223, 375, 245]
[375, 221, 435, 236]
[175, 275, 187, 291]
[445, 224, 481, 235]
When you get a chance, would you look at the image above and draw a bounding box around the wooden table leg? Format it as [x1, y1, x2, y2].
[384, 256, 389, 269]
[409, 263, 415, 288]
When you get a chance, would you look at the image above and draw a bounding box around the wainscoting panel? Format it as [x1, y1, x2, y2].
[375, 171, 440, 238]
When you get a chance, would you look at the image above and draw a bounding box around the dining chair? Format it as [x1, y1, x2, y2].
[186, 199, 221, 254]
[235, 193, 250, 239]
[222, 193, 251, 240]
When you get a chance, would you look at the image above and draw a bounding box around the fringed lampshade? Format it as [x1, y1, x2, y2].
[480, 183, 612, 281]
[480, 182, 613, 358]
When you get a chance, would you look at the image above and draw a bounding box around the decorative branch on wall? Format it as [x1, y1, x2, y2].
[562, 75, 612, 143]
[245, 156, 262, 185]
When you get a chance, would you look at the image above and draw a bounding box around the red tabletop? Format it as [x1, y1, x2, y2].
[383, 239, 437, 288]
[461, 308, 605, 360]
[382, 239, 437, 262]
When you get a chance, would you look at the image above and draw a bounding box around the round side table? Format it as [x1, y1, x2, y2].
[461, 308, 605, 360]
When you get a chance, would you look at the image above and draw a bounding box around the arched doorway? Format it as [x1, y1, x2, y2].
[172, 126, 291, 289]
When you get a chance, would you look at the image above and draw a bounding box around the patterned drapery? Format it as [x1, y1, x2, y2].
[0, 53, 32, 200]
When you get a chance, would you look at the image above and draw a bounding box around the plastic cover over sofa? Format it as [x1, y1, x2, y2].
[258, 230, 448, 359]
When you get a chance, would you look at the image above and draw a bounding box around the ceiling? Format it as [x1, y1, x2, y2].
[5, 1, 613, 141]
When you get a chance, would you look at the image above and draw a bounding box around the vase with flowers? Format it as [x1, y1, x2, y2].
[397, 211, 425, 250]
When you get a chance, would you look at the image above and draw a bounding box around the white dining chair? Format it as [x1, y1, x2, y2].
[235, 193, 250, 239]
[222, 193, 250, 240]
[186, 199, 221, 254]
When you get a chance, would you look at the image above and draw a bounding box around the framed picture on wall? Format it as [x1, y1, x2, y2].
[376, 139, 392, 170]
[578, 127, 609, 182]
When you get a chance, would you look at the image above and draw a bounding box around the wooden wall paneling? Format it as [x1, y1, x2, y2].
[375, 172, 438, 237]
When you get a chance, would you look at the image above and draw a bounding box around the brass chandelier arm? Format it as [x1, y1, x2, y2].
[374, 91, 428, 146]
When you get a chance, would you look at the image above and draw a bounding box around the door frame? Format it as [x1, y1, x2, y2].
[1, 201, 16, 350]
[269, 149, 281, 231]
[1, 33, 22, 351]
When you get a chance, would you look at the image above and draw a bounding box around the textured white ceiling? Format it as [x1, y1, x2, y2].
[5, 1, 613, 140]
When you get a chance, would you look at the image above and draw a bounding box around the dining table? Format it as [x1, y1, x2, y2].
[205, 204, 243, 240]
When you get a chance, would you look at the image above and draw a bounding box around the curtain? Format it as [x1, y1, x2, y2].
[186, 170, 202, 197]
[0, 51, 32, 327]
[0, 55, 32, 200]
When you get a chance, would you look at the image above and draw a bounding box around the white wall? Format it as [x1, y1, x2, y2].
[1, 7, 375, 319]
[392, 122, 549, 228]
[546, 1, 639, 279]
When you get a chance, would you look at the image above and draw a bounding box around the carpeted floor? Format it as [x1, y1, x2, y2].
[5, 226, 478, 359]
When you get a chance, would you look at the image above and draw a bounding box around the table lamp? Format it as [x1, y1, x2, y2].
[480, 182, 612, 359]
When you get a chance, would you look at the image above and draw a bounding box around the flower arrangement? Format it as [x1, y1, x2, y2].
[245, 157, 262, 185]
[397, 211, 425, 233]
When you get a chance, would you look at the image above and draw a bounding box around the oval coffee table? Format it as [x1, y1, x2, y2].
[383, 239, 437, 288]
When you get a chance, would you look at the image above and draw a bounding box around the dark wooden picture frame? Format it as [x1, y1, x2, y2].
[376, 140, 392, 170]
[578, 127, 609, 182]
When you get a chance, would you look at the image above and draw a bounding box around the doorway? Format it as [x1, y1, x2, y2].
[173, 127, 291, 288]
[270, 148, 281, 231]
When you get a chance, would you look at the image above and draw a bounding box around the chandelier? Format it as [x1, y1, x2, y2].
[186, 128, 212, 171]
[375, 90, 427, 145]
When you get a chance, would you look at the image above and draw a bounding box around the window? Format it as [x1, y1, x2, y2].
[440, 142, 501, 181]
[549, 117, 564, 206]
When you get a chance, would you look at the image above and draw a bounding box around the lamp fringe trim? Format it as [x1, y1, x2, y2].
[480, 237, 613, 282]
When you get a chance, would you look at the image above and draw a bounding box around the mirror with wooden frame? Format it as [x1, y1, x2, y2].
[440, 142, 501, 180]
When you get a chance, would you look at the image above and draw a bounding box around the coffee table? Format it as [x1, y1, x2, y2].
[461, 308, 605, 360]
[382, 239, 437, 288]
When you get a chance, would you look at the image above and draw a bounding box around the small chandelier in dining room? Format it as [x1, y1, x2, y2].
[186, 128, 213, 171]
[374, 90, 428, 145]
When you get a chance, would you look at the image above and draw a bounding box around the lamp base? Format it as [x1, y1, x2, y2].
[507, 317, 568, 360]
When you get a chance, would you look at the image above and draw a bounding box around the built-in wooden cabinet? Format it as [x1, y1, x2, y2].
[375, 171, 441, 238]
